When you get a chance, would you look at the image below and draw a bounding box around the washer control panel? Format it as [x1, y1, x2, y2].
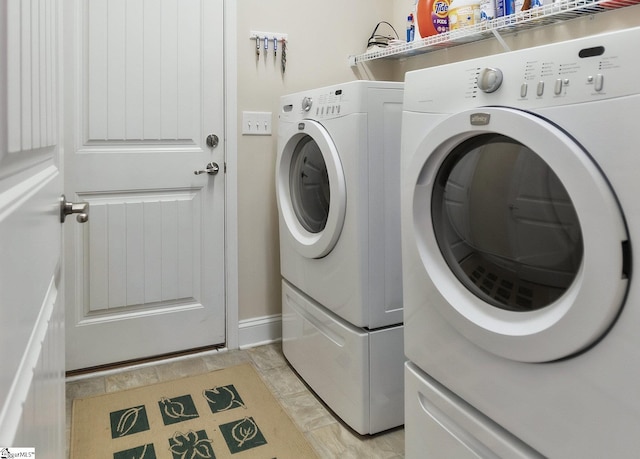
[280, 81, 403, 123]
[281, 88, 346, 120]
[516, 45, 611, 99]
[404, 27, 640, 113]
[313, 89, 344, 117]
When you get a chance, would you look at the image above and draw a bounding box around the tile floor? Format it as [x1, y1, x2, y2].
[66, 342, 405, 458]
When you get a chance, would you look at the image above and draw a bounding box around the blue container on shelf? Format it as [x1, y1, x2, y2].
[496, 0, 515, 16]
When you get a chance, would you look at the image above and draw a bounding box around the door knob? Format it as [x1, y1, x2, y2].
[194, 162, 220, 175]
[60, 194, 89, 223]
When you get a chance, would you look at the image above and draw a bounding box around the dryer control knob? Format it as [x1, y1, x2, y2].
[477, 67, 503, 93]
[302, 97, 313, 112]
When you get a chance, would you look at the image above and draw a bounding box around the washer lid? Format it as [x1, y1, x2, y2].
[408, 107, 629, 362]
[277, 120, 346, 259]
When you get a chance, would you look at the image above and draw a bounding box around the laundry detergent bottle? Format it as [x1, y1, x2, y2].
[416, 0, 450, 37]
[449, 0, 481, 30]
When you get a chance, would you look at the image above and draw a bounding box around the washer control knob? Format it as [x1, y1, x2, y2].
[302, 97, 313, 112]
[477, 67, 503, 93]
[595, 74, 604, 92]
[554, 79, 563, 95]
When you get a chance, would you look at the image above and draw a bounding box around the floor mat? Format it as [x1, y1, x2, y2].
[70, 363, 318, 459]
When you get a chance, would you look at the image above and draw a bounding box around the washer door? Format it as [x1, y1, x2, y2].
[277, 120, 346, 259]
[409, 107, 629, 362]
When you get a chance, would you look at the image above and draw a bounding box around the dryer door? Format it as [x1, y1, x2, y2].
[277, 120, 346, 259]
[407, 107, 629, 362]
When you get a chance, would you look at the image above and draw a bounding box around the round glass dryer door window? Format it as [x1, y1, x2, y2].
[408, 107, 629, 362]
[290, 137, 330, 234]
[276, 119, 346, 259]
[432, 133, 583, 312]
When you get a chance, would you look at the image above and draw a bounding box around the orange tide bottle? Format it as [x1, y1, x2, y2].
[416, 0, 450, 37]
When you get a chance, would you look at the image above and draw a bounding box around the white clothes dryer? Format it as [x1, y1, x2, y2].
[277, 81, 405, 434]
[402, 28, 640, 457]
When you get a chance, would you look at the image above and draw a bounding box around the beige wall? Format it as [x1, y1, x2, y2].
[236, 0, 396, 321]
[236, 1, 640, 322]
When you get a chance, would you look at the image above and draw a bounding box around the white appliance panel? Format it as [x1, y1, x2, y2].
[282, 280, 404, 435]
[402, 27, 640, 457]
[369, 321, 406, 434]
[278, 80, 405, 435]
[405, 362, 542, 459]
[277, 80, 404, 329]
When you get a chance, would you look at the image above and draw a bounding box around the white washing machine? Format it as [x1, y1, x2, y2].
[276, 80, 405, 435]
[402, 28, 640, 457]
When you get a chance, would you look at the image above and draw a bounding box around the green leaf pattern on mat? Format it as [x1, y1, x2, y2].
[116, 406, 143, 437]
[113, 443, 156, 459]
[110, 405, 150, 439]
[100, 372, 283, 458]
[231, 417, 258, 447]
[219, 416, 267, 453]
[168, 430, 215, 459]
[203, 385, 245, 413]
[159, 395, 199, 426]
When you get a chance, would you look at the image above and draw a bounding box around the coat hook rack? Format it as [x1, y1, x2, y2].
[249, 30, 288, 72]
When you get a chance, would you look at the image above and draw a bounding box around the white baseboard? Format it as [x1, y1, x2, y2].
[238, 314, 282, 349]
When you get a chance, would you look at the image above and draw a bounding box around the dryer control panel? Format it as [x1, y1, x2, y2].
[313, 90, 343, 118]
[404, 26, 640, 114]
[279, 81, 404, 122]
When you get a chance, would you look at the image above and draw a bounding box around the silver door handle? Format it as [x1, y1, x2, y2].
[60, 194, 89, 223]
[194, 162, 220, 175]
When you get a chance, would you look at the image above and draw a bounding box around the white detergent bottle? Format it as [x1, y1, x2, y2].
[449, 0, 481, 30]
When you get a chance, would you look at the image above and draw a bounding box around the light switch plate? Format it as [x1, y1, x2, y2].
[242, 111, 272, 136]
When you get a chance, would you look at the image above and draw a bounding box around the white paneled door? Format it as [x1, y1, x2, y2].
[64, 0, 226, 370]
[1, 0, 65, 451]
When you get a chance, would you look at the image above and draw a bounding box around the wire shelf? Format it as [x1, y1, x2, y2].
[348, 0, 639, 66]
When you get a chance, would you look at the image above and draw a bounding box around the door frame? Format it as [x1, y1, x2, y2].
[224, 0, 239, 349]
